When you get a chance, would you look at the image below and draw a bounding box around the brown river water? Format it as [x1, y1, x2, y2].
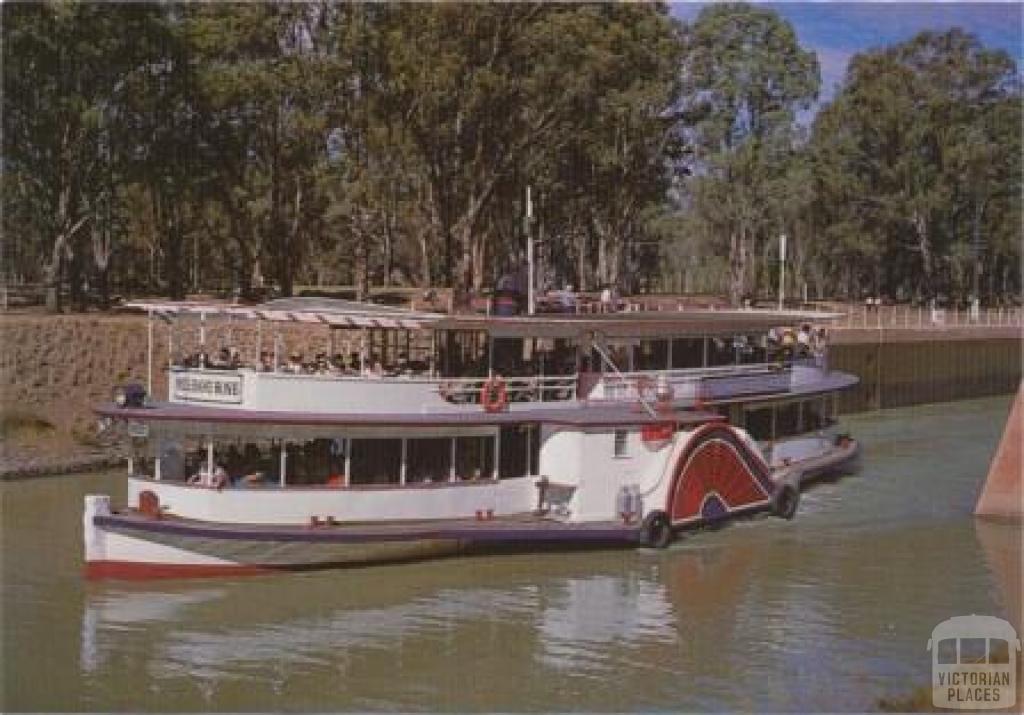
[2, 396, 1020, 712]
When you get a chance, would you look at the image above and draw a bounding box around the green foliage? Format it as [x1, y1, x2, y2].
[678, 3, 819, 304]
[810, 29, 1021, 300]
[2, 4, 1019, 308]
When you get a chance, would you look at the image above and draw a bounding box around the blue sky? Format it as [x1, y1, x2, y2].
[671, 2, 1023, 101]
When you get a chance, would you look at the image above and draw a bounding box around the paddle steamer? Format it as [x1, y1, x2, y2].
[85, 297, 859, 578]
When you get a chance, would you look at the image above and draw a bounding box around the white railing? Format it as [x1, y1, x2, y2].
[436, 374, 578, 404]
[838, 304, 1024, 330]
[594, 362, 797, 404]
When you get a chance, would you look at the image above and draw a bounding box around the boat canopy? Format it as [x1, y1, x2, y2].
[127, 297, 444, 330]
[125, 297, 842, 338]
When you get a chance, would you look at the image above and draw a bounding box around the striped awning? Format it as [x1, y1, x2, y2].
[126, 298, 444, 330]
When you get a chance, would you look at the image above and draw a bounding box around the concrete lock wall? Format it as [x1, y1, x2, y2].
[829, 329, 1022, 414]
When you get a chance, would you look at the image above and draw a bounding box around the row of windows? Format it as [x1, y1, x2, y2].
[741, 398, 836, 442]
[136, 425, 541, 487]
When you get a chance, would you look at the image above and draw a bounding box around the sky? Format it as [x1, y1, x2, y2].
[671, 2, 1023, 102]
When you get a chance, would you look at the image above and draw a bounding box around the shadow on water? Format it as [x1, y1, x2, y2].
[2, 395, 1020, 712]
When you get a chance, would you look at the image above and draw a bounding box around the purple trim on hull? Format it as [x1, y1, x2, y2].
[95, 514, 643, 545]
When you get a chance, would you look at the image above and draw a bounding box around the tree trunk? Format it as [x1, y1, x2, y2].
[728, 228, 747, 306]
[912, 211, 934, 298]
[167, 202, 184, 300]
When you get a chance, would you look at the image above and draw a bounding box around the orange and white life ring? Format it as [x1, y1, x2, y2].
[480, 377, 508, 413]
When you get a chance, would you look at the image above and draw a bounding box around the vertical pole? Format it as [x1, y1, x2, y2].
[360, 328, 367, 374]
[168, 318, 175, 373]
[527, 185, 535, 316]
[279, 441, 287, 487]
[525, 424, 532, 476]
[257, 318, 262, 366]
[449, 438, 457, 482]
[207, 438, 214, 480]
[344, 437, 351, 487]
[400, 438, 407, 485]
[147, 310, 154, 395]
[778, 233, 786, 311]
[430, 331, 438, 377]
[493, 429, 501, 480]
[666, 338, 673, 371]
[702, 335, 708, 368]
[154, 456, 162, 481]
[488, 335, 494, 378]
[200, 312, 207, 368]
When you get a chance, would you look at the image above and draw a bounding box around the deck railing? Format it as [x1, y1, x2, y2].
[837, 304, 1023, 330]
[436, 374, 578, 404]
[594, 362, 800, 405]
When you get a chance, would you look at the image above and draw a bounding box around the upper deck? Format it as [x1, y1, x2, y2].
[107, 297, 856, 424]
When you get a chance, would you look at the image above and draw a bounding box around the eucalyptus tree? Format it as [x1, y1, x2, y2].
[677, 2, 819, 304]
[811, 29, 1020, 300]
[185, 2, 343, 298]
[2, 2, 170, 309]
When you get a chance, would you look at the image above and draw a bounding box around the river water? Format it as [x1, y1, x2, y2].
[2, 396, 1020, 712]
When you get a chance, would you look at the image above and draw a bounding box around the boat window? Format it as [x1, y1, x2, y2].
[775, 402, 801, 438]
[736, 333, 768, 364]
[406, 438, 452, 484]
[498, 424, 539, 479]
[454, 435, 494, 481]
[671, 338, 704, 369]
[635, 340, 668, 371]
[613, 429, 629, 458]
[744, 408, 774, 442]
[284, 439, 341, 486]
[350, 438, 402, 485]
[706, 337, 735, 367]
[803, 398, 833, 431]
[439, 330, 489, 378]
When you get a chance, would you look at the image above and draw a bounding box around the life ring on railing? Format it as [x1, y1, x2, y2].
[480, 377, 508, 413]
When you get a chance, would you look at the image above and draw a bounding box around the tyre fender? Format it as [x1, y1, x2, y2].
[639, 510, 673, 549]
[770, 480, 800, 520]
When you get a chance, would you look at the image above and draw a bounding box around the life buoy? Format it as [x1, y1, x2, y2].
[639, 510, 673, 549]
[480, 377, 508, 413]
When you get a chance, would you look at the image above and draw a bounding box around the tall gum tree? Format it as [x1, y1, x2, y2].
[677, 2, 819, 304]
[811, 29, 1020, 300]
